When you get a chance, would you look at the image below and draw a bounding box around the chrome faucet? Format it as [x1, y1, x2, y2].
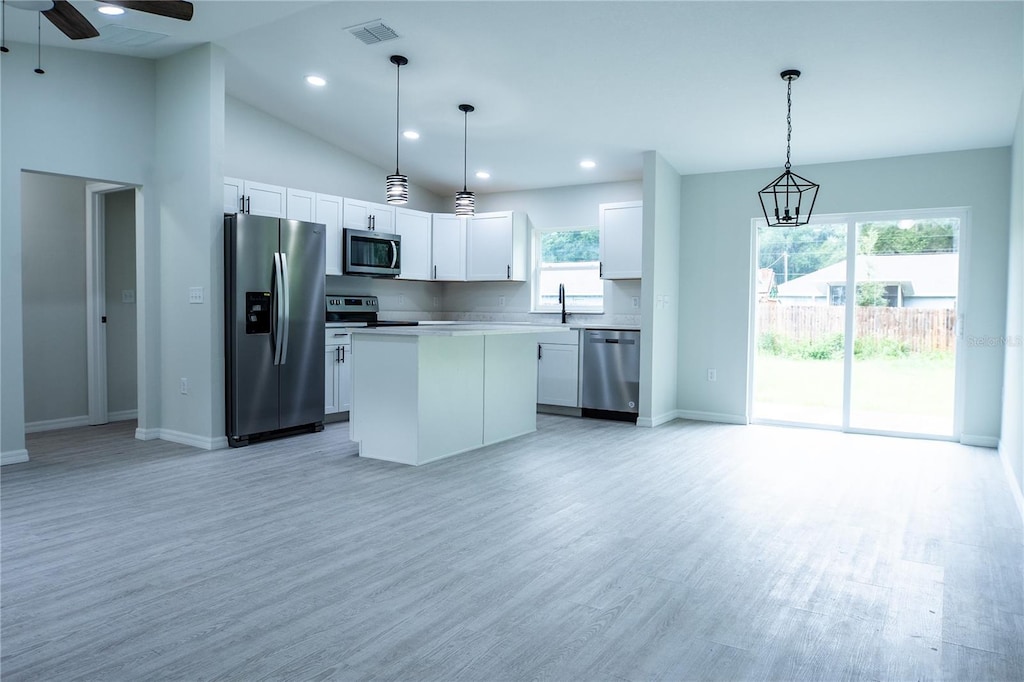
[558, 283, 567, 324]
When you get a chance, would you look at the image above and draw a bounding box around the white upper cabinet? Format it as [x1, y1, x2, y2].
[466, 211, 528, 281]
[395, 208, 433, 281]
[223, 177, 244, 214]
[285, 188, 315, 222]
[316, 193, 344, 276]
[224, 178, 287, 218]
[343, 198, 395, 233]
[599, 200, 643, 279]
[431, 213, 467, 281]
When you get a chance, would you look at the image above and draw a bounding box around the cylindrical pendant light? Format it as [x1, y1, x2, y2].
[455, 104, 475, 216]
[386, 55, 409, 205]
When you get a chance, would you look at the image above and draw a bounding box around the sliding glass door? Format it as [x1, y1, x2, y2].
[752, 209, 964, 439]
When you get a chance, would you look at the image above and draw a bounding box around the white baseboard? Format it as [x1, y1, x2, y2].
[156, 429, 228, 451]
[675, 410, 748, 426]
[1, 449, 30, 466]
[961, 434, 999, 448]
[135, 427, 161, 441]
[109, 409, 138, 423]
[637, 411, 682, 428]
[24, 415, 91, 434]
[998, 443, 1024, 525]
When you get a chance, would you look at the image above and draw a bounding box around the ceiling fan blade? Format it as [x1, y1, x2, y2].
[99, 1, 193, 21]
[43, 1, 99, 40]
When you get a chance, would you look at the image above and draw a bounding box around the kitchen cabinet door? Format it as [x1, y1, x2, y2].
[244, 181, 287, 218]
[338, 342, 353, 413]
[316, 193, 344, 276]
[325, 345, 341, 415]
[343, 198, 396, 233]
[286, 188, 315, 222]
[599, 201, 643, 279]
[537, 343, 580, 407]
[431, 213, 467, 281]
[466, 211, 528, 281]
[224, 177, 244, 213]
[396, 208, 432, 281]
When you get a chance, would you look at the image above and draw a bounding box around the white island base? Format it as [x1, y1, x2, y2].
[349, 326, 559, 465]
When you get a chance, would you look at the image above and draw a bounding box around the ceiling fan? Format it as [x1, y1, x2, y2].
[5, 1, 193, 41]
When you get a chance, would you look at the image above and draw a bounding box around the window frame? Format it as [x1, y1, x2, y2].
[530, 225, 604, 314]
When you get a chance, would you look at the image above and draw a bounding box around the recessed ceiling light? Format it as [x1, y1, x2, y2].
[97, 5, 125, 15]
[403, 130, 420, 140]
[475, 171, 491, 180]
[305, 75, 327, 87]
[579, 159, 597, 169]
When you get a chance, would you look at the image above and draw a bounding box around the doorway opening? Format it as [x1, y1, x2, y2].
[750, 208, 965, 439]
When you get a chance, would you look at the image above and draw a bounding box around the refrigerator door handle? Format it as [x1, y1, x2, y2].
[280, 252, 291, 364]
[273, 251, 284, 365]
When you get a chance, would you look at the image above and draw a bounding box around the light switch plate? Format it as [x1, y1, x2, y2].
[188, 287, 204, 304]
[121, 289, 136, 304]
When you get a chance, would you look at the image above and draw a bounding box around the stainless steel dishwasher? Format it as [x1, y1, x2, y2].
[581, 329, 640, 422]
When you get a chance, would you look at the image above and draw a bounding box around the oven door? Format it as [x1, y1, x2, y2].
[344, 228, 401, 277]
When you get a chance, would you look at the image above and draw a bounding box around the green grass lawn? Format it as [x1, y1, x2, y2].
[754, 353, 955, 432]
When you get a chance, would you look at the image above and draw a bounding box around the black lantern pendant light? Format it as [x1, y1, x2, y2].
[455, 104, 476, 216]
[385, 55, 409, 205]
[758, 69, 818, 226]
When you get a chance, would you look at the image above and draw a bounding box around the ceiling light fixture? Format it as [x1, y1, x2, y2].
[97, 5, 125, 15]
[475, 171, 490, 180]
[385, 55, 409, 205]
[305, 75, 326, 87]
[758, 69, 819, 226]
[455, 104, 476, 217]
[579, 159, 596, 169]
[403, 130, 420, 140]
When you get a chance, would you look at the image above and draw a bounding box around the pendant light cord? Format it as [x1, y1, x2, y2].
[394, 61, 401, 174]
[462, 109, 469, 192]
[2, 0, 8, 53]
[785, 78, 793, 171]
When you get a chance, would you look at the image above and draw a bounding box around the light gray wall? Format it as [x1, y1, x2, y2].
[1000, 91, 1024, 504]
[639, 152, 681, 426]
[1, 43, 158, 464]
[446, 181, 644, 322]
[226, 97, 446, 214]
[155, 45, 225, 446]
[677, 147, 1011, 442]
[105, 189, 137, 415]
[20, 173, 89, 426]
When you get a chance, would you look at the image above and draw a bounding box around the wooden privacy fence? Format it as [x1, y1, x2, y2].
[757, 304, 956, 352]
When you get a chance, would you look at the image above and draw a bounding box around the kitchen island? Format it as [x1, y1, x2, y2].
[348, 324, 564, 465]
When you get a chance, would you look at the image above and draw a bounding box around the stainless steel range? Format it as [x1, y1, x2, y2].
[325, 295, 419, 328]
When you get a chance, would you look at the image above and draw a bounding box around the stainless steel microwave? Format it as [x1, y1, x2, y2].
[343, 228, 401, 277]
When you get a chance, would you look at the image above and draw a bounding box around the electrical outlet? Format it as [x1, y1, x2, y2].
[433, 296, 439, 308]
[398, 294, 405, 305]
[122, 289, 136, 304]
[631, 296, 639, 309]
[498, 296, 506, 307]
[707, 369, 717, 382]
[180, 377, 189, 394]
[188, 287, 204, 304]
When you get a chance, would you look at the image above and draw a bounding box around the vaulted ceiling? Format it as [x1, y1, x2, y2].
[4, 1, 1022, 194]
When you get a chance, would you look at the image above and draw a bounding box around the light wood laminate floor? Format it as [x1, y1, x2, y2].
[2, 416, 1022, 681]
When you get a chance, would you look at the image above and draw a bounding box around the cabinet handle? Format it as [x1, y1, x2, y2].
[599, 261, 603, 277]
[239, 195, 244, 212]
[335, 346, 341, 363]
[538, 344, 542, 360]
[433, 265, 437, 279]
[246, 196, 251, 214]
[341, 346, 346, 363]
[507, 264, 511, 279]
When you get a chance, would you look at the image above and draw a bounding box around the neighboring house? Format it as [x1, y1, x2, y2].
[756, 267, 777, 302]
[774, 253, 959, 309]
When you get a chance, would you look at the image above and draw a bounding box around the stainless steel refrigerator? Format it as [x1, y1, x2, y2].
[225, 213, 325, 446]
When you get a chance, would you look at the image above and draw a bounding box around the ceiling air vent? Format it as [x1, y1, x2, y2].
[346, 19, 400, 45]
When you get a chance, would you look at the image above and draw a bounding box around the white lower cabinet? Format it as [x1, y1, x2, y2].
[536, 330, 580, 407]
[325, 332, 352, 415]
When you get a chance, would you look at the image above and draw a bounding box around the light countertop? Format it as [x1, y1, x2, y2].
[349, 323, 569, 337]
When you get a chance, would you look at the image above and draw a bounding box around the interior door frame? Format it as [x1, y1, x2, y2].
[85, 182, 130, 426]
[749, 206, 969, 441]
